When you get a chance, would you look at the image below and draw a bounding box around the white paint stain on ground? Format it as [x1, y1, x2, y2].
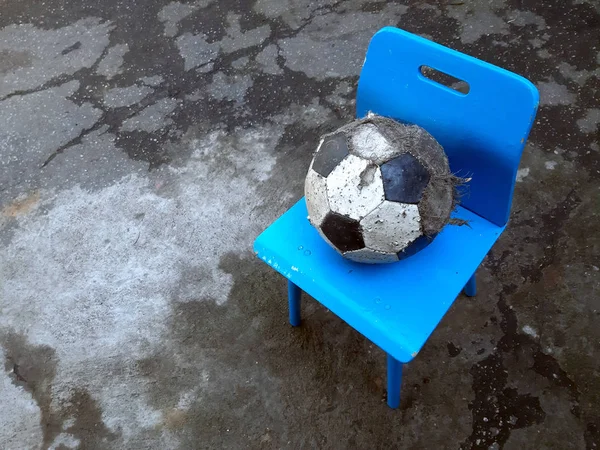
[516, 167, 530, 182]
[48, 433, 80, 450]
[545, 161, 557, 170]
[458, 10, 508, 44]
[220, 13, 271, 53]
[522, 325, 539, 338]
[446, 2, 508, 45]
[255, 45, 282, 75]
[208, 72, 253, 104]
[120, 98, 180, 132]
[158, 0, 215, 37]
[103, 84, 154, 108]
[139, 75, 164, 87]
[0, 123, 280, 447]
[176, 32, 220, 71]
[537, 81, 577, 106]
[96, 43, 129, 79]
[506, 10, 547, 28]
[577, 108, 600, 134]
[558, 62, 600, 86]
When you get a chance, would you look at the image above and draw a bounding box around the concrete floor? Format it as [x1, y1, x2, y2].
[0, 0, 598, 448]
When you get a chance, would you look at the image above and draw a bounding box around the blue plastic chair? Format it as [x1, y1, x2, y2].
[253, 27, 539, 408]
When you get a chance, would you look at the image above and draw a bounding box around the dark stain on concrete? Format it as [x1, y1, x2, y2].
[134, 252, 425, 448]
[516, 189, 582, 283]
[462, 242, 591, 449]
[1, 331, 61, 448]
[60, 388, 118, 450]
[218, 253, 488, 448]
[520, 0, 599, 70]
[400, 2, 461, 47]
[448, 341, 463, 357]
[1, 331, 117, 449]
[61, 40, 82, 55]
[586, 422, 600, 450]
[462, 289, 547, 449]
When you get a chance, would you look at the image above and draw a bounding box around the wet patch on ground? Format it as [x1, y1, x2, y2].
[0, 0, 598, 447]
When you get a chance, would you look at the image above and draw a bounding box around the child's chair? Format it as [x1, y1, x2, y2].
[253, 27, 539, 408]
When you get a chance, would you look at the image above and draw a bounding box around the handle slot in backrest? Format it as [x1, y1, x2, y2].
[419, 65, 470, 95]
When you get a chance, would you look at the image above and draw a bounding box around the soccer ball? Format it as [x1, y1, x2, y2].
[304, 114, 459, 264]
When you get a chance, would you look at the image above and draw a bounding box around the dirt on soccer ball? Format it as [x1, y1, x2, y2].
[304, 113, 465, 264]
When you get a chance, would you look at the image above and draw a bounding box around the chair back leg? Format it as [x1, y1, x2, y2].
[288, 281, 302, 326]
[387, 354, 403, 409]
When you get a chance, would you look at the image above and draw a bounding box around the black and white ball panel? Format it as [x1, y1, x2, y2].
[326, 154, 385, 221]
[320, 212, 365, 252]
[304, 168, 330, 227]
[359, 201, 422, 253]
[311, 134, 349, 178]
[380, 153, 431, 204]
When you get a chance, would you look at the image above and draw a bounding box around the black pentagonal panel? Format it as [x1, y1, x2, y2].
[397, 234, 436, 261]
[381, 153, 431, 204]
[321, 212, 365, 252]
[312, 133, 349, 177]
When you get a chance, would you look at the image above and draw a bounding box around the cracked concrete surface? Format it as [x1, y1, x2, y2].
[0, 0, 598, 449]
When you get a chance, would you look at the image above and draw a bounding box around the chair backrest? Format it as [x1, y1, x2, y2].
[356, 27, 539, 227]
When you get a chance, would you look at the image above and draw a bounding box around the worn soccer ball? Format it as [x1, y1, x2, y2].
[305, 114, 459, 264]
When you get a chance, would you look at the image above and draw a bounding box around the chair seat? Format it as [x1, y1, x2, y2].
[254, 198, 505, 363]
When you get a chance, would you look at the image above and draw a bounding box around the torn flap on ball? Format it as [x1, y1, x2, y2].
[326, 154, 385, 220]
[350, 123, 397, 164]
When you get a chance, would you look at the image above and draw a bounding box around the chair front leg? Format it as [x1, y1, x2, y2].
[387, 353, 403, 409]
[287, 281, 302, 326]
[464, 272, 477, 297]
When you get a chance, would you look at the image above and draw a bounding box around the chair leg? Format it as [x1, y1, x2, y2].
[287, 281, 301, 326]
[387, 353, 403, 409]
[464, 272, 477, 297]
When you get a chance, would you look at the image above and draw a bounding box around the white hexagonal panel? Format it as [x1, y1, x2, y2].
[344, 248, 399, 264]
[350, 123, 397, 164]
[360, 201, 422, 253]
[326, 154, 385, 220]
[304, 168, 330, 227]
